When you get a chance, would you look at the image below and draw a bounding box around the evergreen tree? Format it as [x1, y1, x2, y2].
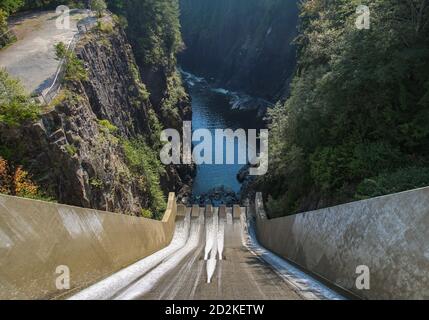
[258, 0, 429, 217]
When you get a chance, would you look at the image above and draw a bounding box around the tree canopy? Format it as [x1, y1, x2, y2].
[107, 0, 183, 71]
[258, 0, 429, 217]
[0, 68, 40, 126]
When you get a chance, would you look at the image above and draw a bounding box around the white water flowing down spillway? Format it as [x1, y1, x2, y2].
[69, 206, 344, 300]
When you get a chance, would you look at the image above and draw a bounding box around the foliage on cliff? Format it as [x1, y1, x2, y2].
[258, 0, 429, 217]
[107, 0, 190, 130]
[0, 156, 53, 200]
[0, 68, 40, 126]
[0, 0, 190, 218]
[0, 0, 21, 45]
[0, 0, 23, 15]
[55, 42, 88, 82]
[0, 0, 86, 14]
[107, 0, 183, 71]
[122, 138, 166, 218]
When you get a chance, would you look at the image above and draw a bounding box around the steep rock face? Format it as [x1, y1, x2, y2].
[179, 0, 299, 100]
[77, 30, 152, 138]
[0, 26, 192, 215]
[2, 82, 145, 213]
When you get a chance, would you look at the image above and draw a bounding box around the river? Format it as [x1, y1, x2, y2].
[181, 71, 264, 199]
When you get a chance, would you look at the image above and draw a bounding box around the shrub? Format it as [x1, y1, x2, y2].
[54, 42, 67, 59]
[141, 208, 153, 219]
[122, 137, 166, 218]
[310, 142, 406, 192]
[0, 156, 54, 201]
[47, 89, 70, 110]
[356, 167, 429, 200]
[92, 0, 107, 18]
[13, 166, 38, 198]
[0, 9, 15, 48]
[0, 1, 24, 15]
[0, 156, 11, 194]
[97, 20, 114, 34]
[265, 195, 286, 219]
[90, 178, 103, 188]
[65, 53, 88, 82]
[55, 42, 88, 82]
[310, 145, 352, 191]
[98, 119, 118, 134]
[65, 144, 77, 156]
[130, 62, 150, 101]
[0, 68, 40, 126]
[112, 14, 128, 29]
[147, 109, 163, 148]
[159, 71, 185, 122]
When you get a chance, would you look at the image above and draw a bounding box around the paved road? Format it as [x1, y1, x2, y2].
[0, 10, 88, 94]
[71, 206, 344, 300]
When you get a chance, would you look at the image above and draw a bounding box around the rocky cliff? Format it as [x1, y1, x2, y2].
[179, 0, 299, 100]
[0, 22, 193, 217]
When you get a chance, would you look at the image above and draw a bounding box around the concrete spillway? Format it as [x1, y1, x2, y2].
[2, 188, 428, 300]
[70, 206, 343, 300]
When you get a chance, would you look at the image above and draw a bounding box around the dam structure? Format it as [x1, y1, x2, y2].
[1, 187, 428, 300]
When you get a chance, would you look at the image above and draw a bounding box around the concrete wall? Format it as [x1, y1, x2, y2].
[254, 188, 429, 300]
[0, 193, 177, 300]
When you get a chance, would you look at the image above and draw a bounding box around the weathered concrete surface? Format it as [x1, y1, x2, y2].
[117, 207, 304, 300]
[254, 188, 429, 300]
[0, 193, 177, 300]
[0, 10, 84, 94]
[69, 206, 340, 300]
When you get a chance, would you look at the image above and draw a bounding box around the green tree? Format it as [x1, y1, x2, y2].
[109, 0, 183, 70]
[122, 137, 167, 218]
[106, 0, 186, 124]
[0, 68, 40, 126]
[259, 0, 429, 217]
[0, 9, 8, 33]
[0, 0, 23, 41]
[55, 42, 88, 82]
[0, 0, 24, 14]
[92, 0, 107, 17]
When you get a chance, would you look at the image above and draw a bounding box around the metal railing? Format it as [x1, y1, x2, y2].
[39, 32, 81, 104]
[38, 11, 113, 105]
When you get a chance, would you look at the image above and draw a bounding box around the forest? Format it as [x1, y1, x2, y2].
[1, 0, 428, 218]
[257, 0, 429, 217]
